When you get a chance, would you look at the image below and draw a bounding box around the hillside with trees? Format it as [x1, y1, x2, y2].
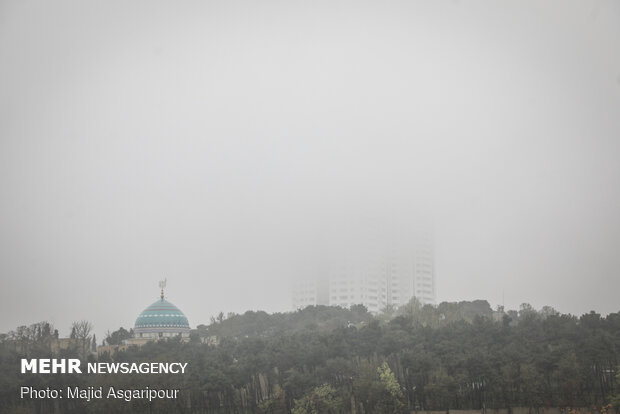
[1, 299, 620, 414]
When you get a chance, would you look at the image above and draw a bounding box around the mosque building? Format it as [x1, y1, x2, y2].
[125, 280, 191, 346]
[98, 281, 191, 354]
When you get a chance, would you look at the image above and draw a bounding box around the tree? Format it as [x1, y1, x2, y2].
[71, 320, 93, 358]
[377, 362, 405, 413]
[291, 383, 343, 414]
[519, 303, 538, 321]
[72, 320, 93, 340]
[104, 327, 131, 345]
[398, 296, 422, 319]
[540, 306, 558, 319]
[258, 385, 288, 414]
[611, 367, 620, 407]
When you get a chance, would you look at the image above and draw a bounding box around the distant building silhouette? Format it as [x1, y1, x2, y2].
[292, 221, 435, 313]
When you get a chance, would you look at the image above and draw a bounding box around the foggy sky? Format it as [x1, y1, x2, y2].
[1, 0, 619, 338]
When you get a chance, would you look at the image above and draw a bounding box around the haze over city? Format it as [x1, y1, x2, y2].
[1, 0, 619, 338]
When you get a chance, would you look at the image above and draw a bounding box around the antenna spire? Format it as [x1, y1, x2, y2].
[159, 278, 167, 300]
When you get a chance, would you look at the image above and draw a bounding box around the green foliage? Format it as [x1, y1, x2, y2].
[612, 367, 620, 407]
[291, 383, 343, 414]
[377, 362, 405, 413]
[203, 306, 372, 339]
[258, 384, 288, 414]
[2, 304, 620, 413]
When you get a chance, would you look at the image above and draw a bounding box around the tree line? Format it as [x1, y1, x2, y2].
[1, 299, 620, 413]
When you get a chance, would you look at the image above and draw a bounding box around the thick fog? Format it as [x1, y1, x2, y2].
[1, 0, 619, 337]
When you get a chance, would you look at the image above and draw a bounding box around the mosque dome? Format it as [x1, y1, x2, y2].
[134, 299, 190, 331]
[133, 282, 191, 339]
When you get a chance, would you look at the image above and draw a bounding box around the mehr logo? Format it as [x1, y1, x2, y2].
[21, 359, 82, 374]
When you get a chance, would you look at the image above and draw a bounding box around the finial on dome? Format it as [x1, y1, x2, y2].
[159, 278, 167, 300]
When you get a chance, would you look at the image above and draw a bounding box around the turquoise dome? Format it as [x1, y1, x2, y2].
[134, 299, 190, 333]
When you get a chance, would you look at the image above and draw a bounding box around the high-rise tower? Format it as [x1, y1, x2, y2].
[292, 222, 435, 312]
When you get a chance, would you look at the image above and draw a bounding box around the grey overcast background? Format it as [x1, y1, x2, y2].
[1, 1, 620, 338]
